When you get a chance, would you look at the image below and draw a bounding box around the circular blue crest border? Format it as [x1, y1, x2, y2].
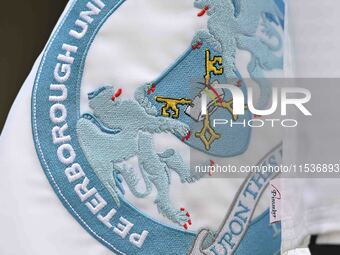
[31, 0, 197, 254]
[31, 0, 281, 254]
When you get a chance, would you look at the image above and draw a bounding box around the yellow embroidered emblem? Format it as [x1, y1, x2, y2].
[155, 97, 192, 118]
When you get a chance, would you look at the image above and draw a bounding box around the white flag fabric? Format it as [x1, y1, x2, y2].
[0, 0, 317, 254]
[281, 0, 340, 253]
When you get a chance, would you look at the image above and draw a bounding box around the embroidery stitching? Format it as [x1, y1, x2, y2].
[155, 96, 192, 118]
[193, 0, 283, 109]
[31, 0, 285, 253]
[77, 86, 203, 227]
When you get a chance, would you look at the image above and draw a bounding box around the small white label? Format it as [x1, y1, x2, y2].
[270, 179, 281, 224]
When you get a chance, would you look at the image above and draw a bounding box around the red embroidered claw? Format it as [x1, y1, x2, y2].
[147, 84, 156, 95]
[197, 6, 209, 17]
[180, 208, 192, 230]
[115, 88, 122, 98]
[192, 41, 203, 50]
[112, 88, 122, 101]
[186, 131, 191, 140]
[182, 131, 191, 142]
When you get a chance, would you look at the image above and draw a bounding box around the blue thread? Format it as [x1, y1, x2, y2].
[153, 48, 193, 86]
[234, 210, 281, 255]
[31, 0, 284, 253]
[265, 12, 279, 26]
[87, 86, 111, 99]
[77, 86, 202, 226]
[232, 0, 241, 17]
[143, 41, 252, 157]
[31, 0, 200, 254]
[193, 0, 284, 109]
[274, 0, 285, 28]
[81, 113, 121, 134]
[113, 171, 125, 195]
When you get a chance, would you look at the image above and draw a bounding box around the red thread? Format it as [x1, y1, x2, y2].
[192, 41, 203, 50]
[147, 84, 156, 95]
[209, 86, 223, 106]
[197, 5, 209, 17]
[186, 131, 191, 140]
[253, 114, 262, 118]
[236, 80, 241, 87]
[182, 131, 191, 142]
[112, 88, 122, 101]
[179, 208, 192, 229]
[115, 88, 122, 97]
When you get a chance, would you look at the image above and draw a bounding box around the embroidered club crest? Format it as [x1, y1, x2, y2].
[32, 0, 285, 254]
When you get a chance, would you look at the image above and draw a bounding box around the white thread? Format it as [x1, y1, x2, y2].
[50, 103, 67, 123]
[97, 209, 117, 228]
[53, 62, 72, 83]
[93, 0, 105, 9]
[49, 84, 68, 101]
[69, 19, 89, 39]
[80, 2, 101, 24]
[57, 143, 76, 165]
[32, 1, 127, 254]
[113, 217, 133, 239]
[129, 230, 149, 248]
[86, 193, 108, 214]
[52, 123, 71, 144]
[57, 43, 78, 64]
[75, 177, 97, 202]
[65, 163, 85, 182]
